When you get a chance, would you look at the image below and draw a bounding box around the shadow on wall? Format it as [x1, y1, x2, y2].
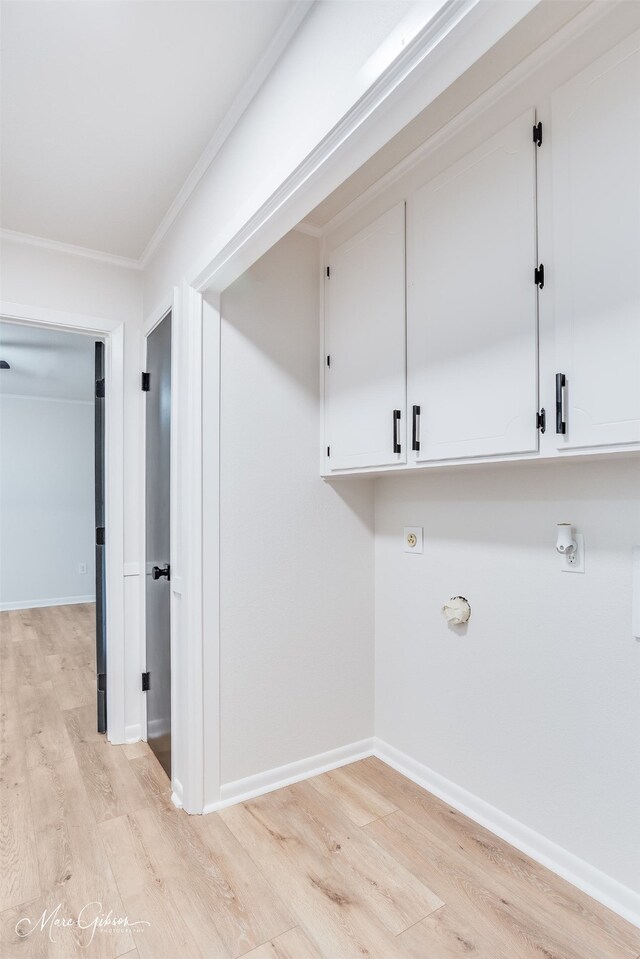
[374, 456, 640, 549]
[221, 231, 321, 398]
[216, 228, 375, 785]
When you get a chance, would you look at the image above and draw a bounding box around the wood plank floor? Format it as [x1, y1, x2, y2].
[1, 605, 639, 958]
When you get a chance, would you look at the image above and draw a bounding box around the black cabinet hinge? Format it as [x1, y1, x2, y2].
[96, 526, 105, 546]
[97, 672, 106, 692]
[141, 371, 150, 391]
[533, 121, 542, 147]
[95, 378, 105, 398]
[326, 266, 330, 278]
[534, 263, 545, 289]
[536, 408, 546, 433]
[142, 672, 150, 692]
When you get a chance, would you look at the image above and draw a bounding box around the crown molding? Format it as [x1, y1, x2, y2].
[192, 0, 531, 292]
[139, 0, 315, 268]
[293, 221, 322, 238]
[0, 228, 142, 271]
[1, 4, 314, 272]
[317, 0, 620, 240]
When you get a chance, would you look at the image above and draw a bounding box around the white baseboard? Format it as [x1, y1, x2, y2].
[202, 738, 375, 814]
[124, 725, 143, 744]
[373, 738, 640, 930]
[171, 778, 184, 810]
[0, 595, 96, 612]
[198, 733, 638, 928]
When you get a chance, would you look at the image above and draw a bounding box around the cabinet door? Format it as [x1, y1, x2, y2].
[324, 203, 406, 471]
[551, 33, 640, 449]
[408, 110, 539, 462]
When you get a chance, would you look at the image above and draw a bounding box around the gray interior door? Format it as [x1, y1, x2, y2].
[145, 312, 172, 778]
[94, 340, 107, 733]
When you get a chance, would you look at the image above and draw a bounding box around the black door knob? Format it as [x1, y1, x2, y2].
[151, 564, 170, 581]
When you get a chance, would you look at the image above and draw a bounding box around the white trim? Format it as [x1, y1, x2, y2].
[203, 739, 375, 814]
[143, 296, 172, 338]
[123, 563, 140, 577]
[0, 300, 127, 745]
[0, 228, 142, 271]
[293, 221, 323, 238]
[191, 0, 536, 294]
[0, 301, 119, 335]
[171, 779, 184, 809]
[139, 2, 315, 268]
[0, 393, 93, 406]
[0, 595, 95, 612]
[1, 5, 315, 271]
[201, 295, 221, 811]
[317, 0, 624, 240]
[198, 728, 640, 927]
[125, 724, 143, 744]
[168, 285, 205, 815]
[373, 739, 640, 930]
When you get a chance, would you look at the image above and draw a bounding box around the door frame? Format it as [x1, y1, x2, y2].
[0, 300, 126, 743]
[143, 288, 207, 814]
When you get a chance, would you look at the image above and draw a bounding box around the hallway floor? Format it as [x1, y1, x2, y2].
[1, 604, 638, 958]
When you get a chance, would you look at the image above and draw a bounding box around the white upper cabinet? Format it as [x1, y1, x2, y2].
[551, 33, 640, 450]
[407, 110, 539, 462]
[324, 203, 406, 471]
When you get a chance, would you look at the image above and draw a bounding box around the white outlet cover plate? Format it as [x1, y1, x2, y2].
[404, 527, 423, 554]
[561, 532, 584, 573]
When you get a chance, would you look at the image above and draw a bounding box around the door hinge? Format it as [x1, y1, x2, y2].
[97, 672, 106, 692]
[536, 408, 546, 433]
[534, 263, 545, 289]
[96, 526, 105, 546]
[533, 121, 542, 147]
[326, 355, 331, 368]
[326, 266, 330, 278]
[95, 378, 105, 398]
[327, 446, 330, 457]
[141, 371, 150, 391]
[142, 672, 150, 692]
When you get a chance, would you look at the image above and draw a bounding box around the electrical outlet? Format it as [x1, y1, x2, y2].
[404, 527, 423, 554]
[561, 533, 584, 573]
[78, 563, 87, 575]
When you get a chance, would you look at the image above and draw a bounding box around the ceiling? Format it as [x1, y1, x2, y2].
[0, 0, 295, 260]
[0, 322, 96, 401]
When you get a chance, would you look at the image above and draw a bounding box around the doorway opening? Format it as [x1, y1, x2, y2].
[0, 320, 106, 737]
[0, 304, 126, 743]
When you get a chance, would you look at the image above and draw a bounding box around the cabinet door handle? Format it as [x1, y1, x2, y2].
[393, 409, 402, 454]
[412, 405, 420, 452]
[556, 373, 567, 435]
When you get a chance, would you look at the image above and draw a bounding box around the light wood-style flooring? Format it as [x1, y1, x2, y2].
[1, 604, 639, 958]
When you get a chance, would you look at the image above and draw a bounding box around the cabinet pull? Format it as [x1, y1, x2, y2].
[412, 405, 421, 452]
[556, 373, 567, 435]
[393, 409, 402, 454]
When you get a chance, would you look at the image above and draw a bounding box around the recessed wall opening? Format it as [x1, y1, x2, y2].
[0, 319, 106, 740]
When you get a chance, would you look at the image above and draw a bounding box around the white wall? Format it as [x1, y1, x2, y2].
[219, 231, 374, 785]
[0, 395, 95, 608]
[374, 458, 640, 893]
